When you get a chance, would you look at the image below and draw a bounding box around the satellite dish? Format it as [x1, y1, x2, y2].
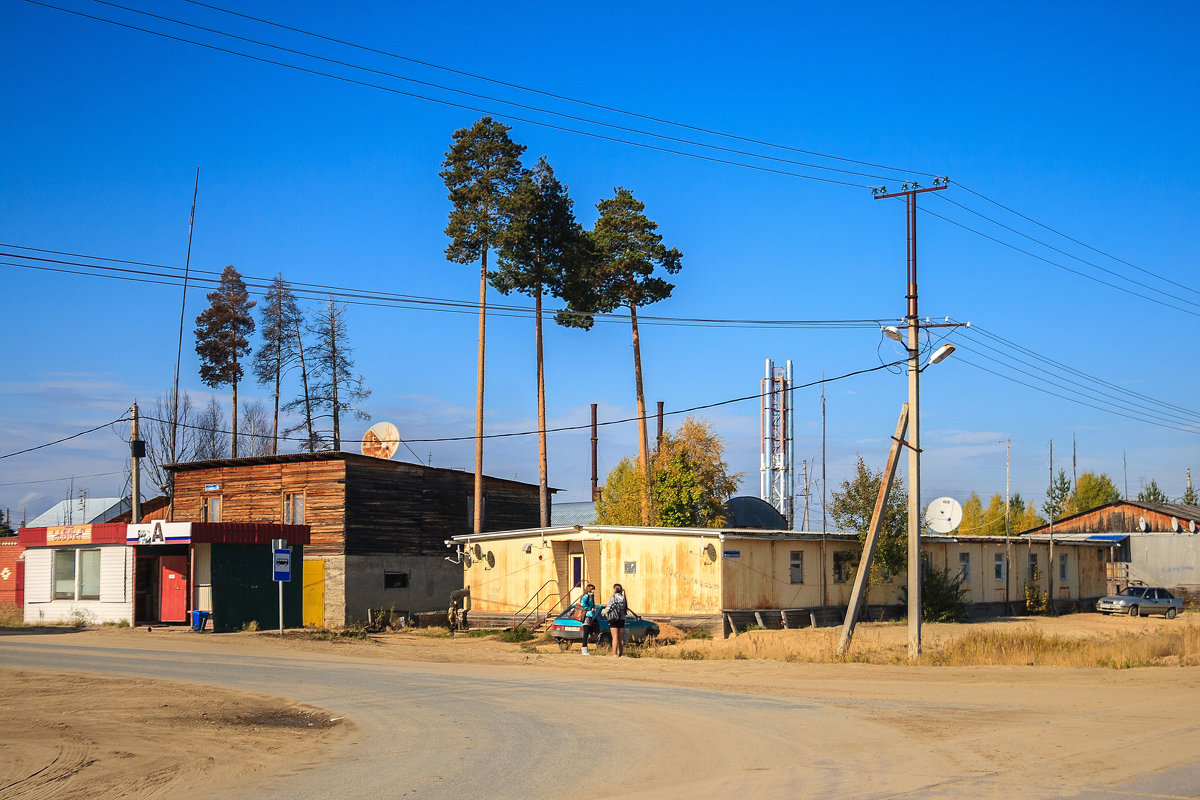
[361, 421, 400, 459]
[1191, 520, 1198, 534]
[704, 543, 717, 561]
[463, 552, 473, 568]
[1171, 517, 1182, 533]
[485, 551, 495, 569]
[925, 496, 963, 534]
[472, 543, 483, 561]
[1138, 516, 1149, 532]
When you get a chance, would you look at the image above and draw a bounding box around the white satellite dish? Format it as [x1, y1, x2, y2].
[1171, 517, 1182, 533]
[925, 496, 963, 534]
[1138, 516, 1149, 532]
[361, 421, 400, 460]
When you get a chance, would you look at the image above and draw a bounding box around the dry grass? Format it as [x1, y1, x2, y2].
[641, 619, 1200, 669]
[0, 603, 25, 628]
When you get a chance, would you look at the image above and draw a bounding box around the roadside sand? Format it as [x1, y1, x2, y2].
[1, 613, 1197, 798]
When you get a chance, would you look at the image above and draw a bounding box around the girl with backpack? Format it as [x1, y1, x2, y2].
[603, 584, 628, 657]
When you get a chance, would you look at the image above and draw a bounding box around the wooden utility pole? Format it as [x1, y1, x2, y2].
[838, 404, 909, 658]
[1002, 438, 1011, 610]
[130, 402, 143, 524]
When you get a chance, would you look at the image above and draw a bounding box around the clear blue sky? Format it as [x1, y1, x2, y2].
[3, 1, 1198, 524]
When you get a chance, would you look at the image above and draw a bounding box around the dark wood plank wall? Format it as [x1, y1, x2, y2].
[171, 461, 348, 557]
[344, 459, 539, 556]
[172, 456, 540, 559]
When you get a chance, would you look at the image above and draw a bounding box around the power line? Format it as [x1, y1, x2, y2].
[932, 192, 1194, 307]
[181, 0, 938, 180]
[956, 183, 1198, 299]
[85, 0, 911, 185]
[21, 0, 876, 189]
[0, 470, 127, 487]
[0, 244, 892, 330]
[918, 205, 1200, 319]
[0, 417, 132, 460]
[140, 359, 906, 447]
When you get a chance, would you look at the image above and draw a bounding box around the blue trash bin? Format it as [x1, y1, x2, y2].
[190, 610, 211, 631]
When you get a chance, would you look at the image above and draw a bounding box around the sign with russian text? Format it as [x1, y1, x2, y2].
[127, 522, 192, 545]
[723, 549, 741, 558]
[46, 525, 92, 545]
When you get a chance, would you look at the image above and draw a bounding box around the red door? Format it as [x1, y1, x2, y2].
[160, 556, 189, 622]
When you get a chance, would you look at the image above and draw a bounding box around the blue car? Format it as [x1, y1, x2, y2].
[549, 603, 660, 648]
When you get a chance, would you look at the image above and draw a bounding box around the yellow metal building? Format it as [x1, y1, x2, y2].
[451, 525, 1115, 636]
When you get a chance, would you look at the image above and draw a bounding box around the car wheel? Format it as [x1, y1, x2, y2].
[1167, 608, 1178, 619]
[1129, 605, 1139, 617]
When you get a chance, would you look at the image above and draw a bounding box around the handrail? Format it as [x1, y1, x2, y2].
[511, 578, 559, 630]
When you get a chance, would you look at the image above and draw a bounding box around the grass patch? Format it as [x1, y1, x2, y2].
[303, 624, 372, 641]
[456, 628, 499, 638]
[0, 604, 26, 628]
[684, 629, 712, 640]
[518, 640, 540, 653]
[501, 627, 534, 643]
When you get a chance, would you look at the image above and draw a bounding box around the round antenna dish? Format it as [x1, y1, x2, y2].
[1138, 517, 1149, 532]
[704, 543, 717, 561]
[925, 496, 963, 534]
[463, 552, 473, 568]
[361, 422, 401, 459]
[1171, 517, 1182, 533]
[472, 543, 483, 560]
[485, 551, 495, 569]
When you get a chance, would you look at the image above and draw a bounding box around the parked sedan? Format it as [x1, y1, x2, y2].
[549, 604, 660, 648]
[1096, 585, 1183, 618]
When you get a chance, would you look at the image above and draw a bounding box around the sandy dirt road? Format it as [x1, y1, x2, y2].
[1, 623, 1198, 799]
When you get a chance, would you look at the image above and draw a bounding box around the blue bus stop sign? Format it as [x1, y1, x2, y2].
[273, 548, 292, 582]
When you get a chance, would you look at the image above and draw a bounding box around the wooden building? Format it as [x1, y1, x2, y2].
[450, 525, 1114, 636]
[1021, 500, 1200, 596]
[168, 452, 542, 627]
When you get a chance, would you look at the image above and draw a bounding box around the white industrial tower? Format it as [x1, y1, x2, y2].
[760, 359, 794, 528]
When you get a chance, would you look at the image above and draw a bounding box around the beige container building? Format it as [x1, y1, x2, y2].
[451, 525, 1116, 636]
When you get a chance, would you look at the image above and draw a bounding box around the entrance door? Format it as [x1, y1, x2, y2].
[571, 554, 583, 590]
[159, 556, 189, 622]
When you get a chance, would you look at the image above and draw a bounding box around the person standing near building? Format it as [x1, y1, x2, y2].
[579, 583, 599, 655]
[603, 583, 627, 657]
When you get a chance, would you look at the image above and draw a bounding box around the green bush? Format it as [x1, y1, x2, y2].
[900, 567, 968, 622]
[684, 629, 712, 640]
[501, 627, 534, 643]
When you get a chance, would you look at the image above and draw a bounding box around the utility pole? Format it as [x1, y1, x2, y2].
[1001, 438, 1011, 610]
[130, 402, 144, 524]
[590, 403, 599, 502]
[820, 377, 827, 609]
[170, 168, 199, 523]
[1049, 440, 1056, 612]
[656, 401, 664, 447]
[874, 179, 948, 660]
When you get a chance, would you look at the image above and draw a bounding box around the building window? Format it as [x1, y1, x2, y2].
[789, 551, 804, 584]
[994, 553, 1006, 581]
[79, 549, 101, 600]
[203, 496, 221, 522]
[1028, 552, 1039, 578]
[624, 561, 637, 575]
[958, 552, 970, 582]
[53, 549, 100, 600]
[384, 571, 409, 589]
[1059, 553, 1069, 582]
[284, 492, 304, 525]
[833, 551, 853, 583]
[53, 550, 76, 599]
[920, 552, 932, 577]
[1097, 548, 1105, 562]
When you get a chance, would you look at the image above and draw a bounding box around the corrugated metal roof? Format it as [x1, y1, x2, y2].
[551, 502, 596, 527]
[27, 497, 130, 528]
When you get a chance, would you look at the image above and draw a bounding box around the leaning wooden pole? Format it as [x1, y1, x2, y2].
[838, 403, 909, 658]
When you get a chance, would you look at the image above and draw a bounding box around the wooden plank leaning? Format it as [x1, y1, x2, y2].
[837, 403, 909, 659]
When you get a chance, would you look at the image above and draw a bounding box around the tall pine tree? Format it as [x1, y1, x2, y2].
[441, 117, 525, 533]
[252, 274, 304, 454]
[194, 265, 255, 457]
[494, 157, 589, 526]
[572, 188, 682, 525]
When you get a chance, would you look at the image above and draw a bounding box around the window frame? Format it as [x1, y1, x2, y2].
[994, 552, 1006, 581]
[1059, 552, 1069, 582]
[53, 549, 77, 600]
[958, 552, 971, 582]
[283, 492, 305, 526]
[203, 495, 222, 523]
[78, 548, 101, 601]
[832, 551, 853, 584]
[789, 550, 804, 585]
[384, 571, 409, 589]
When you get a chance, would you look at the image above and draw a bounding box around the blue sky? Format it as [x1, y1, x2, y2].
[2, 1, 1197, 524]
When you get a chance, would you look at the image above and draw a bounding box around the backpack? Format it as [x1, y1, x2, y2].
[604, 595, 626, 622]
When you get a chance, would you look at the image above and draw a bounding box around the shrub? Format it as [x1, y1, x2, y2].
[685, 629, 712, 640]
[900, 567, 968, 622]
[1024, 568, 1048, 615]
[501, 627, 534, 643]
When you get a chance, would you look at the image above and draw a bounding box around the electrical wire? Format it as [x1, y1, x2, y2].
[917, 206, 1200, 319]
[956, 183, 1199, 299]
[21, 0, 875, 189]
[932, 192, 1194, 307]
[0, 245, 893, 330]
[0, 470, 128, 487]
[138, 359, 906, 447]
[0, 417, 132, 459]
[180, 0, 938, 181]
